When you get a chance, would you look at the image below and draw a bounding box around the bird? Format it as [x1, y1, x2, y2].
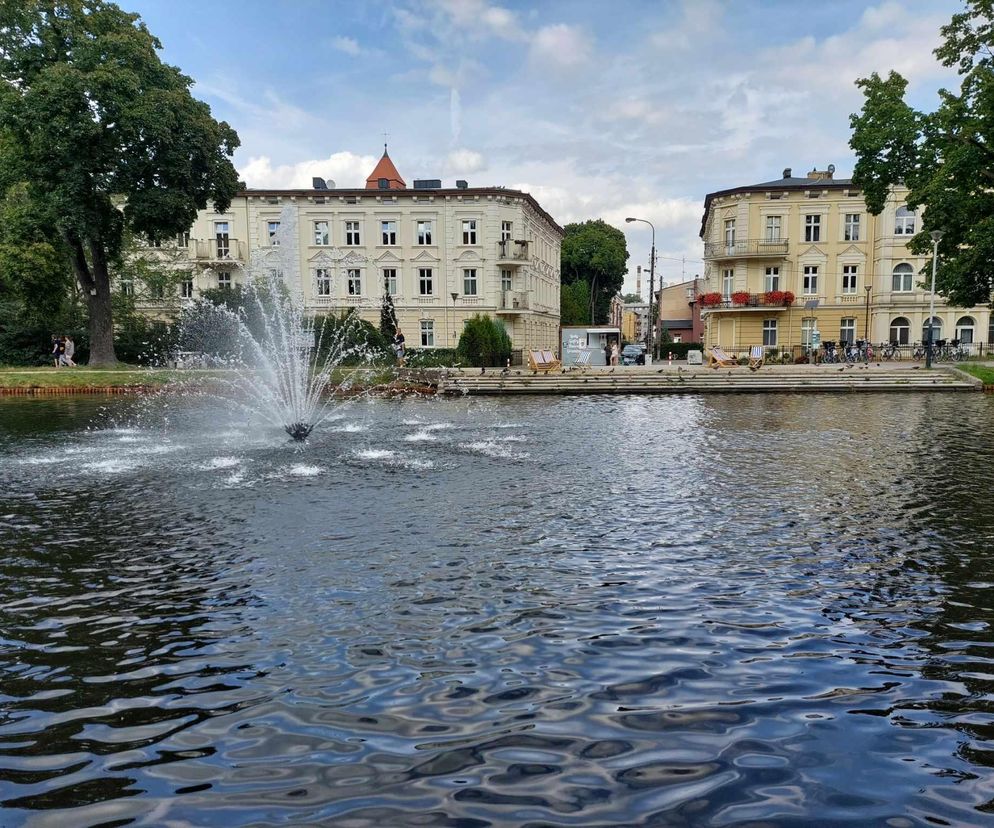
[500, 366, 510, 376]
[838, 367, 845, 372]
[480, 367, 486, 375]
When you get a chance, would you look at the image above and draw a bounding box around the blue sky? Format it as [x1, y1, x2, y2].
[127, 0, 963, 294]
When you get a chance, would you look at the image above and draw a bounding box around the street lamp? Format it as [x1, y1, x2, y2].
[864, 284, 872, 341]
[625, 217, 655, 358]
[450, 291, 459, 345]
[926, 230, 943, 369]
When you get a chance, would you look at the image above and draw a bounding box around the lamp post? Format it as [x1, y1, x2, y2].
[926, 230, 943, 369]
[625, 217, 655, 359]
[450, 291, 459, 347]
[864, 284, 872, 341]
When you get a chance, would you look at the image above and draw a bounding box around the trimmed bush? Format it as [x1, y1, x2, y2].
[405, 348, 460, 367]
[457, 314, 513, 367]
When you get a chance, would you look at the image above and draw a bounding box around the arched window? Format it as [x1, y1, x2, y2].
[892, 263, 914, 292]
[895, 206, 916, 235]
[956, 316, 976, 344]
[889, 316, 911, 345]
[988, 317, 994, 345]
[922, 316, 943, 342]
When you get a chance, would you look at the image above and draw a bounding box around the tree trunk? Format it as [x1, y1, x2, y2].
[85, 242, 118, 367]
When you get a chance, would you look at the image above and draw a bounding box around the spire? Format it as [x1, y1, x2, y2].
[366, 144, 405, 190]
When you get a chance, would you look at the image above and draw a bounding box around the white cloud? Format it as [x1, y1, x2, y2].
[240, 152, 378, 189]
[331, 36, 361, 56]
[530, 24, 591, 70]
[445, 148, 487, 175]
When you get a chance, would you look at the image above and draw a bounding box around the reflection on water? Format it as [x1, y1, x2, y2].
[1, 393, 994, 826]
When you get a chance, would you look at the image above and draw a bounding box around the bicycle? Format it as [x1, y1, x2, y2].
[822, 340, 842, 364]
[881, 342, 903, 360]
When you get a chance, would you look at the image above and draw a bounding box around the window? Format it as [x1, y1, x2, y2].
[501, 268, 512, 292]
[347, 268, 361, 296]
[215, 221, 230, 258]
[378, 177, 389, 189]
[463, 268, 477, 296]
[381, 220, 397, 245]
[420, 319, 434, 347]
[120, 278, 134, 296]
[462, 219, 477, 245]
[892, 263, 914, 292]
[895, 206, 916, 235]
[764, 215, 781, 242]
[956, 316, 976, 344]
[764, 266, 780, 292]
[416, 220, 433, 245]
[268, 221, 280, 245]
[801, 318, 816, 347]
[147, 237, 162, 248]
[176, 232, 190, 248]
[316, 268, 332, 296]
[181, 277, 194, 298]
[501, 221, 513, 241]
[989, 318, 994, 345]
[844, 214, 861, 241]
[762, 319, 777, 347]
[314, 221, 329, 245]
[842, 265, 858, 294]
[419, 267, 433, 296]
[269, 268, 284, 283]
[721, 268, 734, 299]
[802, 265, 818, 294]
[840, 317, 856, 344]
[217, 271, 231, 290]
[383, 268, 397, 296]
[922, 317, 942, 342]
[150, 281, 164, 299]
[724, 219, 735, 251]
[890, 317, 910, 345]
[804, 214, 821, 242]
[345, 221, 361, 245]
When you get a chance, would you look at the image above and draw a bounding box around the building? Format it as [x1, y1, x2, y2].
[621, 302, 649, 343]
[656, 277, 703, 344]
[136, 147, 563, 352]
[698, 166, 991, 353]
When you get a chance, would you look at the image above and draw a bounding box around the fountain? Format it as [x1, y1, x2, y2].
[177, 206, 385, 441]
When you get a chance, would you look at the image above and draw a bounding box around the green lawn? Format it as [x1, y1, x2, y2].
[954, 364, 994, 385]
[0, 366, 205, 389]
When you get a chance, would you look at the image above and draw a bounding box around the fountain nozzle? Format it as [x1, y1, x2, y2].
[285, 422, 313, 442]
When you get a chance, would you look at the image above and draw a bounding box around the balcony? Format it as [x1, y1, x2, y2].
[699, 291, 793, 312]
[496, 290, 531, 313]
[496, 239, 529, 265]
[704, 238, 789, 260]
[192, 238, 246, 262]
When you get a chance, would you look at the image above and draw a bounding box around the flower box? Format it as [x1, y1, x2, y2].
[731, 291, 751, 306]
[764, 290, 795, 307]
[699, 292, 724, 308]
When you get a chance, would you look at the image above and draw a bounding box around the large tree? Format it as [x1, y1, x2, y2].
[0, 0, 240, 365]
[849, 0, 994, 307]
[561, 219, 629, 324]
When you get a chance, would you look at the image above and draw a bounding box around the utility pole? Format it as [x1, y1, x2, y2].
[626, 217, 655, 358]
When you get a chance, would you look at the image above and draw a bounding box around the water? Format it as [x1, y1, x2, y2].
[2, 392, 994, 826]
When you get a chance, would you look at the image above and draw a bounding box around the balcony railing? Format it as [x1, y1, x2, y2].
[497, 239, 529, 263]
[704, 238, 789, 259]
[192, 238, 245, 261]
[699, 292, 793, 311]
[497, 290, 531, 312]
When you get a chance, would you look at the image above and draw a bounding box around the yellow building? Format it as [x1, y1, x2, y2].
[699, 166, 991, 355]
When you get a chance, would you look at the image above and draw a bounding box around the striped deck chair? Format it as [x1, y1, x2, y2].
[706, 346, 737, 369]
[568, 350, 592, 371]
[748, 345, 765, 370]
[528, 350, 561, 373]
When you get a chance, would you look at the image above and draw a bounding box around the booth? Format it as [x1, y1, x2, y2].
[560, 326, 622, 366]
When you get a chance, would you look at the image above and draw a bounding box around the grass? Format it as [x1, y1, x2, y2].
[954, 363, 994, 385]
[0, 366, 208, 389]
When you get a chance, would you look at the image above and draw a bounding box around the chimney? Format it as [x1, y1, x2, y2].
[636, 265, 641, 298]
[782, 167, 792, 179]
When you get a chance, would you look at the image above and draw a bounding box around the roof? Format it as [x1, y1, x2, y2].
[660, 319, 693, 328]
[235, 185, 564, 235]
[700, 173, 856, 237]
[365, 147, 406, 190]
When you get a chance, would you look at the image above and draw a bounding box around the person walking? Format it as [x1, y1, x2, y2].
[393, 328, 406, 367]
[52, 335, 65, 367]
[603, 340, 612, 367]
[610, 342, 620, 366]
[62, 336, 76, 367]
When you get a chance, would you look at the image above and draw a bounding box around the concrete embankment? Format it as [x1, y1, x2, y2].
[428, 364, 981, 396]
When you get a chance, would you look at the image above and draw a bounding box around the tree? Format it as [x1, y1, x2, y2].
[0, 1, 240, 365]
[457, 314, 512, 367]
[561, 220, 629, 324]
[379, 292, 397, 342]
[849, 0, 994, 307]
[559, 279, 590, 326]
[621, 292, 643, 304]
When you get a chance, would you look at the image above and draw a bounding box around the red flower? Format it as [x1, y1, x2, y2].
[731, 291, 751, 306]
[699, 292, 723, 308]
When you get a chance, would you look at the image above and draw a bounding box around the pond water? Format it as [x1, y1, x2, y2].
[1, 392, 994, 827]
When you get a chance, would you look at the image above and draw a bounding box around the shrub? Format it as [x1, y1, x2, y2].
[457, 314, 513, 367]
[405, 348, 460, 367]
[314, 313, 392, 366]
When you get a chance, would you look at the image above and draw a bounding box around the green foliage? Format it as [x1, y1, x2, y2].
[850, 2, 994, 306]
[379, 292, 397, 341]
[456, 314, 513, 367]
[405, 348, 460, 367]
[314, 313, 392, 366]
[621, 292, 643, 304]
[560, 279, 591, 325]
[657, 342, 703, 360]
[561, 220, 629, 324]
[0, 1, 240, 363]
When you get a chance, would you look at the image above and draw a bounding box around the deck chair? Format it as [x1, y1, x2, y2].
[568, 350, 591, 371]
[528, 349, 561, 373]
[706, 346, 737, 369]
[748, 345, 765, 370]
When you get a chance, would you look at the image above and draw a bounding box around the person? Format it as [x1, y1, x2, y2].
[603, 340, 612, 367]
[62, 336, 76, 367]
[52, 335, 65, 368]
[610, 342, 620, 366]
[393, 327, 406, 367]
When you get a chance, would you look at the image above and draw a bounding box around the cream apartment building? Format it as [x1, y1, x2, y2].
[699, 166, 991, 353]
[137, 149, 563, 352]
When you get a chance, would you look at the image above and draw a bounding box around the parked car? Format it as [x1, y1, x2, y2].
[621, 344, 646, 365]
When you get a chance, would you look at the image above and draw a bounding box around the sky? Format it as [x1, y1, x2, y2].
[126, 0, 964, 297]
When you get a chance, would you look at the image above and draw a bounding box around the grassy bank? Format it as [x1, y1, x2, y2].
[955, 364, 994, 385]
[0, 366, 208, 389]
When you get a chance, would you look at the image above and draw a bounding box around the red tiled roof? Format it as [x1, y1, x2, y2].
[365, 148, 406, 190]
